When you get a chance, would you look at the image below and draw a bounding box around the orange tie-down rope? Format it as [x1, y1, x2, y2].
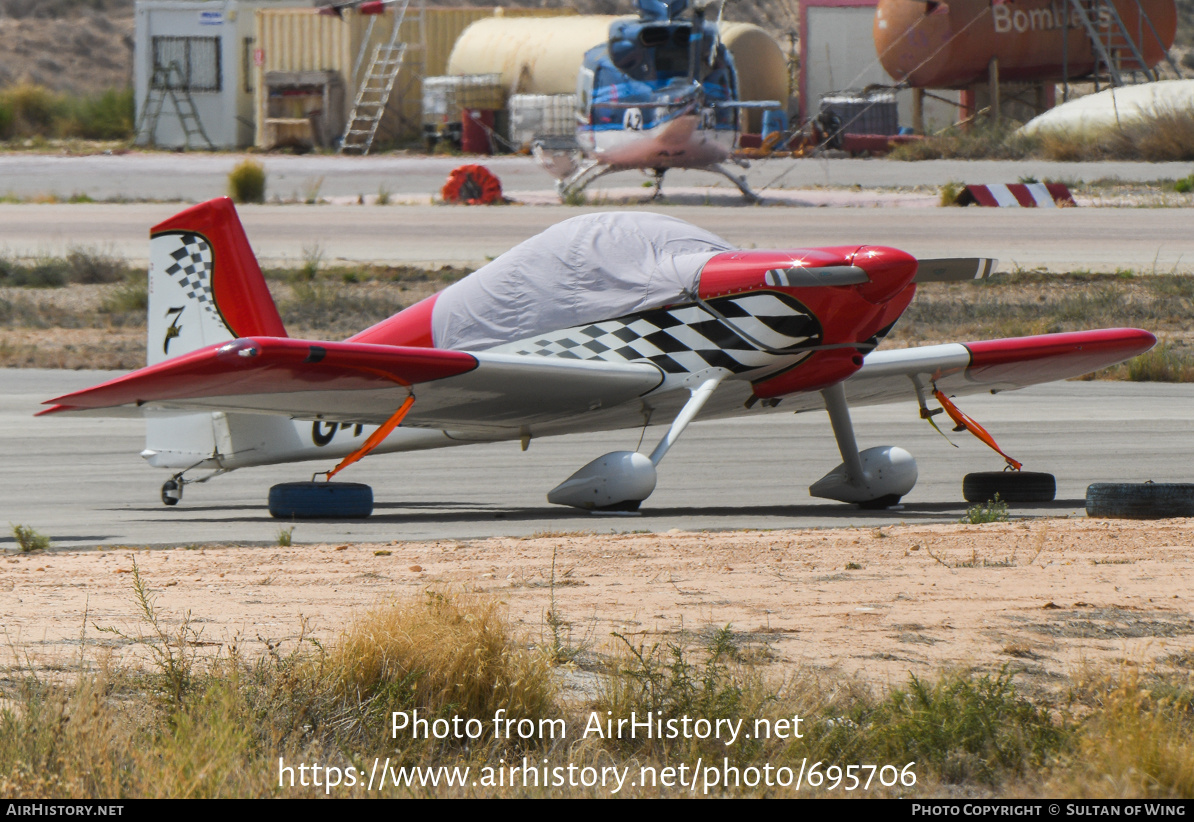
[325, 395, 415, 480]
[931, 388, 1023, 471]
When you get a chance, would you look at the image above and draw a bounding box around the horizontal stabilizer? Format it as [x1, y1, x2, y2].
[41, 336, 665, 432]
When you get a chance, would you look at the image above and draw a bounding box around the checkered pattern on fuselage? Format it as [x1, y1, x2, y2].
[497, 291, 822, 375]
[162, 233, 218, 319]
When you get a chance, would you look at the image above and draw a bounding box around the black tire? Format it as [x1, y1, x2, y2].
[962, 471, 1056, 503]
[268, 482, 373, 519]
[1086, 482, 1194, 520]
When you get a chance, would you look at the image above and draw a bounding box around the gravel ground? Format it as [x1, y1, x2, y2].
[4, 518, 1192, 697]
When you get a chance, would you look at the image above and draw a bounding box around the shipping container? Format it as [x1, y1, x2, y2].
[253, 5, 575, 148]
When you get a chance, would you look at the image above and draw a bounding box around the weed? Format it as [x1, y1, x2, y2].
[870, 667, 1064, 785]
[0, 82, 57, 138]
[376, 184, 391, 206]
[562, 187, 588, 207]
[98, 279, 148, 314]
[543, 545, 589, 664]
[302, 176, 324, 205]
[227, 159, 266, 204]
[329, 590, 557, 744]
[93, 560, 204, 707]
[1053, 666, 1194, 797]
[597, 626, 775, 760]
[277, 279, 406, 338]
[960, 494, 1010, 524]
[276, 527, 294, 548]
[65, 247, 127, 284]
[11, 523, 50, 552]
[1173, 175, 1193, 194]
[1034, 105, 1194, 163]
[939, 181, 963, 207]
[0, 255, 67, 287]
[299, 243, 323, 280]
[890, 124, 1036, 162]
[1126, 340, 1194, 382]
[845, 562, 863, 570]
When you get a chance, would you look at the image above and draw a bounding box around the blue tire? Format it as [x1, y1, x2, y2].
[268, 482, 373, 519]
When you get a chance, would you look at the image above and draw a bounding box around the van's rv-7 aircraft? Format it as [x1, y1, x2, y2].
[41, 198, 1154, 517]
[534, 0, 781, 202]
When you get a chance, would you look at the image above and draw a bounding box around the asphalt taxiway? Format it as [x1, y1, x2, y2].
[0, 154, 1189, 201]
[3, 370, 1190, 549]
[1, 202, 1191, 274]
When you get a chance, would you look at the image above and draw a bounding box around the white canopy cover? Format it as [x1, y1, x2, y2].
[430, 212, 734, 351]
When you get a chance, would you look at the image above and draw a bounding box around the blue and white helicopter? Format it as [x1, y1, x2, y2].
[535, 0, 780, 202]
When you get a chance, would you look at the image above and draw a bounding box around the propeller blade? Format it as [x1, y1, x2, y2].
[764, 265, 869, 287]
[913, 257, 998, 283]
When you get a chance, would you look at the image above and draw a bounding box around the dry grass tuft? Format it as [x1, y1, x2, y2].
[1126, 339, 1194, 382]
[893, 104, 1194, 163]
[328, 590, 558, 733]
[1033, 104, 1194, 163]
[1050, 666, 1194, 798]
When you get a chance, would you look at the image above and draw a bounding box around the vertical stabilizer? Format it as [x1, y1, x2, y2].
[147, 197, 285, 366]
[144, 197, 292, 472]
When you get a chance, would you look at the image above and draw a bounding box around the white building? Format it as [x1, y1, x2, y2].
[134, 1, 309, 148]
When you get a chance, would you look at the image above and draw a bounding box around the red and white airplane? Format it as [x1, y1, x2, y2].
[41, 198, 1154, 517]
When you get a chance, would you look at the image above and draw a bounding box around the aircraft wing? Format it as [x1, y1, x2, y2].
[40, 337, 665, 433]
[834, 328, 1156, 410]
[40, 329, 1154, 432]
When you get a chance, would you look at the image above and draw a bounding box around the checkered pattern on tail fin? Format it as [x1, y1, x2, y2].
[162, 233, 219, 321]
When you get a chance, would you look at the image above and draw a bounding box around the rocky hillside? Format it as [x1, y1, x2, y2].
[0, 0, 134, 94]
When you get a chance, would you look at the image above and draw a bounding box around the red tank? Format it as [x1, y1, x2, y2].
[874, 0, 1176, 89]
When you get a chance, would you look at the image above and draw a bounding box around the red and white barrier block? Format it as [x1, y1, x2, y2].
[955, 183, 1076, 208]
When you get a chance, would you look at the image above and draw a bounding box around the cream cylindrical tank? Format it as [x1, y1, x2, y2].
[874, 0, 1177, 89]
[448, 16, 621, 95]
[720, 22, 789, 131]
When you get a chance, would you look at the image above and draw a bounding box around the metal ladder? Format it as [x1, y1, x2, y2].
[134, 62, 215, 150]
[1066, 0, 1179, 87]
[339, 0, 413, 154]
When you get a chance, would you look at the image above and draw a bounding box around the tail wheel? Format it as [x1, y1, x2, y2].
[1086, 482, 1194, 520]
[962, 471, 1056, 503]
[161, 479, 182, 506]
[268, 482, 374, 519]
[441, 164, 504, 205]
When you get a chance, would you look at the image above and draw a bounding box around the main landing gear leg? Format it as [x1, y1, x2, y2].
[650, 168, 666, 200]
[548, 375, 724, 512]
[809, 382, 918, 508]
[556, 162, 616, 203]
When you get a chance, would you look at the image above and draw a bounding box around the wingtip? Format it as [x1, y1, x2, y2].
[36, 404, 75, 416]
